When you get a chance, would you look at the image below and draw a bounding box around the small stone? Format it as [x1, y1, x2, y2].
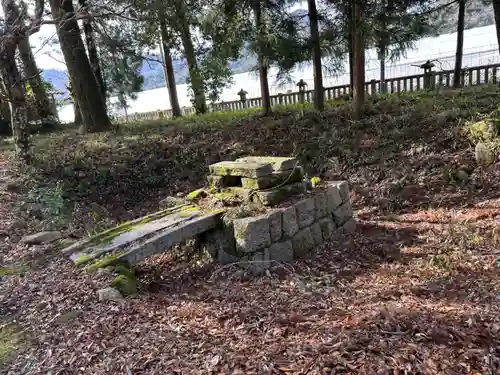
[343, 218, 357, 234]
[233, 215, 271, 253]
[295, 198, 315, 229]
[266, 240, 294, 262]
[282, 206, 299, 237]
[314, 192, 328, 219]
[21, 231, 62, 245]
[292, 227, 315, 258]
[235, 156, 298, 171]
[319, 217, 336, 240]
[310, 222, 323, 246]
[326, 183, 342, 213]
[333, 202, 353, 226]
[267, 210, 282, 242]
[97, 287, 123, 301]
[209, 161, 273, 178]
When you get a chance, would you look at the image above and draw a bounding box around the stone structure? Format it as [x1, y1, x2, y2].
[63, 156, 355, 276]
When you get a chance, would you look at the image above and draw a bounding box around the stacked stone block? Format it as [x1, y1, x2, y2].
[207, 157, 306, 206]
[211, 180, 355, 274]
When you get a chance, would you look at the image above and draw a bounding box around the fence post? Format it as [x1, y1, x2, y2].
[237, 88, 248, 108]
[370, 79, 377, 96]
[297, 79, 307, 104]
[277, 93, 283, 105]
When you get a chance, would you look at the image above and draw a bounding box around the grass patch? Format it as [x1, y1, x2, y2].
[0, 324, 30, 366]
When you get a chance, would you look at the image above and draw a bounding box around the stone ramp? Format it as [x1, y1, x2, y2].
[63, 205, 224, 268]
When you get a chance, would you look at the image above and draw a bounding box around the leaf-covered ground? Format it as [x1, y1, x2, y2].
[1, 87, 499, 374]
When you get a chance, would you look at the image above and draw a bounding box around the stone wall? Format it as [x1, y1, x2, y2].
[204, 180, 355, 274]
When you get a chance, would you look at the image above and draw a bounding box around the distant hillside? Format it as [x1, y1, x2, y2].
[41, 2, 495, 99]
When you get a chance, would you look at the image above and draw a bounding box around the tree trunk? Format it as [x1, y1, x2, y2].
[0, 44, 32, 163]
[159, 17, 182, 118]
[352, 0, 365, 120]
[0, 79, 12, 122]
[175, 0, 207, 114]
[308, 0, 324, 111]
[79, 0, 106, 101]
[379, 47, 386, 93]
[346, 2, 354, 94]
[74, 101, 82, 125]
[18, 39, 58, 122]
[49, 0, 110, 132]
[453, 0, 465, 88]
[494, 1, 500, 57]
[1, 0, 32, 162]
[253, 0, 271, 115]
[5, 0, 57, 123]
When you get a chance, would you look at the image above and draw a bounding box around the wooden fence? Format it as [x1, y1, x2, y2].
[117, 62, 500, 123]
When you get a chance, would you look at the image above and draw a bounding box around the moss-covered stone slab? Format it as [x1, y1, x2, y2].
[233, 215, 271, 253]
[241, 167, 304, 190]
[266, 240, 293, 262]
[282, 206, 299, 237]
[116, 210, 225, 265]
[209, 161, 273, 178]
[310, 222, 323, 246]
[252, 181, 307, 206]
[292, 227, 315, 258]
[267, 210, 282, 242]
[295, 198, 316, 229]
[319, 217, 336, 240]
[326, 183, 342, 213]
[333, 202, 353, 226]
[235, 156, 298, 171]
[62, 204, 193, 257]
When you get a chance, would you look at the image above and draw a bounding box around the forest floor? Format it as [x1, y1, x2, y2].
[0, 86, 500, 374]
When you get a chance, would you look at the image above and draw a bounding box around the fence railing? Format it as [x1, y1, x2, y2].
[116, 62, 500, 123]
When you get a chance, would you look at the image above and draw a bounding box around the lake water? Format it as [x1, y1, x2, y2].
[57, 24, 499, 123]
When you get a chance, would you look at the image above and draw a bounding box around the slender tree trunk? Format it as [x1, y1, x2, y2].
[18, 39, 58, 122]
[379, 47, 386, 93]
[159, 17, 182, 118]
[49, 0, 110, 132]
[352, 0, 365, 120]
[453, 0, 465, 88]
[308, 0, 324, 110]
[79, 0, 106, 101]
[253, 0, 271, 115]
[175, 0, 207, 114]
[0, 79, 12, 122]
[494, 1, 500, 57]
[346, 2, 354, 95]
[1, 0, 32, 163]
[0, 44, 32, 163]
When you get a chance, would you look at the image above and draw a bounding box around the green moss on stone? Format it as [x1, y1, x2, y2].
[86, 251, 128, 272]
[74, 255, 92, 267]
[0, 324, 30, 366]
[110, 274, 137, 296]
[187, 188, 207, 201]
[85, 205, 192, 247]
[114, 264, 135, 279]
